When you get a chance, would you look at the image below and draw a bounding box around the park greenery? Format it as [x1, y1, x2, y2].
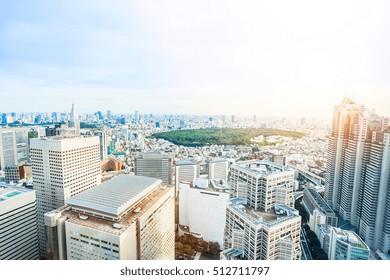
[175, 234, 220, 260]
[151, 128, 304, 147]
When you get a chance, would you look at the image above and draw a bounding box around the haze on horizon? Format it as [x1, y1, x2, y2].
[1, 0, 390, 118]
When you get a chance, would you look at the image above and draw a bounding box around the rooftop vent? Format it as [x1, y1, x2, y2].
[79, 215, 88, 220]
[113, 223, 123, 229]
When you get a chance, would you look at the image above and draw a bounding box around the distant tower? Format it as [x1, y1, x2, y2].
[68, 101, 80, 135]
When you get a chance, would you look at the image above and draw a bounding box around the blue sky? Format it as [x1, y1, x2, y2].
[1, 0, 390, 117]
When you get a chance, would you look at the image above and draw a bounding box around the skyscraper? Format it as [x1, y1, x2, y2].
[223, 160, 300, 260]
[325, 97, 390, 255]
[135, 152, 173, 185]
[45, 175, 175, 260]
[30, 136, 101, 257]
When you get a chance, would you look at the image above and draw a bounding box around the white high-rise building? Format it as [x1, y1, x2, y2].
[178, 178, 229, 248]
[325, 98, 390, 254]
[0, 128, 29, 171]
[0, 187, 39, 260]
[45, 175, 175, 260]
[175, 161, 199, 193]
[208, 158, 228, 181]
[135, 152, 173, 185]
[222, 199, 301, 260]
[229, 160, 295, 211]
[223, 160, 300, 260]
[30, 136, 101, 257]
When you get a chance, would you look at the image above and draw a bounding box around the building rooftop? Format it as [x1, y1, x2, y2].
[0, 187, 33, 203]
[66, 175, 162, 219]
[176, 161, 197, 166]
[233, 160, 291, 176]
[220, 248, 244, 260]
[228, 198, 300, 228]
[52, 184, 173, 236]
[305, 187, 335, 215]
[182, 178, 230, 193]
[333, 228, 368, 250]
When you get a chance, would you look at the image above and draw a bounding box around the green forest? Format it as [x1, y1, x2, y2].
[150, 128, 304, 147]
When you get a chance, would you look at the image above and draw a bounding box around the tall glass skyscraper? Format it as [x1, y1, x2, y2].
[325, 97, 390, 255]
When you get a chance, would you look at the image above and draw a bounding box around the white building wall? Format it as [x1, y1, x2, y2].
[139, 188, 175, 260]
[31, 136, 101, 256]
[0, 189, 39, 260]
[179, 183, 229, 248]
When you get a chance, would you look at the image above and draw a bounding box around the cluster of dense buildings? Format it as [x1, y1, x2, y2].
[1, 98, 389, 260]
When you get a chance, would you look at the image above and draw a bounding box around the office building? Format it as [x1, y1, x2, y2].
[302, 187, 338, 231]
[94, 130, 109, 160]
[0, 187, 39, 260]
[135, 152, 173, 185]
[229, 160, 295, 211]
[328, 227, 370, 260]
[208, 158, 228, 181]
[45, 175, 175, 260]
[175, 161, 199, 192]
[223, 160, 300, 260]
[325, 98, 390, 254]
[222, 199, 301, 260]
[178, 178, 229, 247]
[0, 128, 29, 171]
[30, 136, 101, 257]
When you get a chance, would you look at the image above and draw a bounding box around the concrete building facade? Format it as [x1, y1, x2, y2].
[0, 187, 39, 260]
[30, 136, 101, 257]
[45, 175, 175, 260]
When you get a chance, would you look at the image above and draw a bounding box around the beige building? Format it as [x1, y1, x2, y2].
[223, 160, 300, 260]
[45, 175, 175, 260]
[30, 136, 101, 257]
[222, 199, 301, 260]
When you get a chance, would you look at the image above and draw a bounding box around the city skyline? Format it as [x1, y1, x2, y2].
[1, 1, 390, 117]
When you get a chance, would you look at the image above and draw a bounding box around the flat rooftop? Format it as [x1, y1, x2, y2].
[0, 187, 33, 203]
[306, 188, 335, 214]
[60, 185, 173, 235]
[333, 228, 368, 250]
[176, 161, 197, 166]
[183, 178, 230, 193]
[66, 175, 162, 218]
[233, 160, 291, 176]
[228, 198, 300, 227]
